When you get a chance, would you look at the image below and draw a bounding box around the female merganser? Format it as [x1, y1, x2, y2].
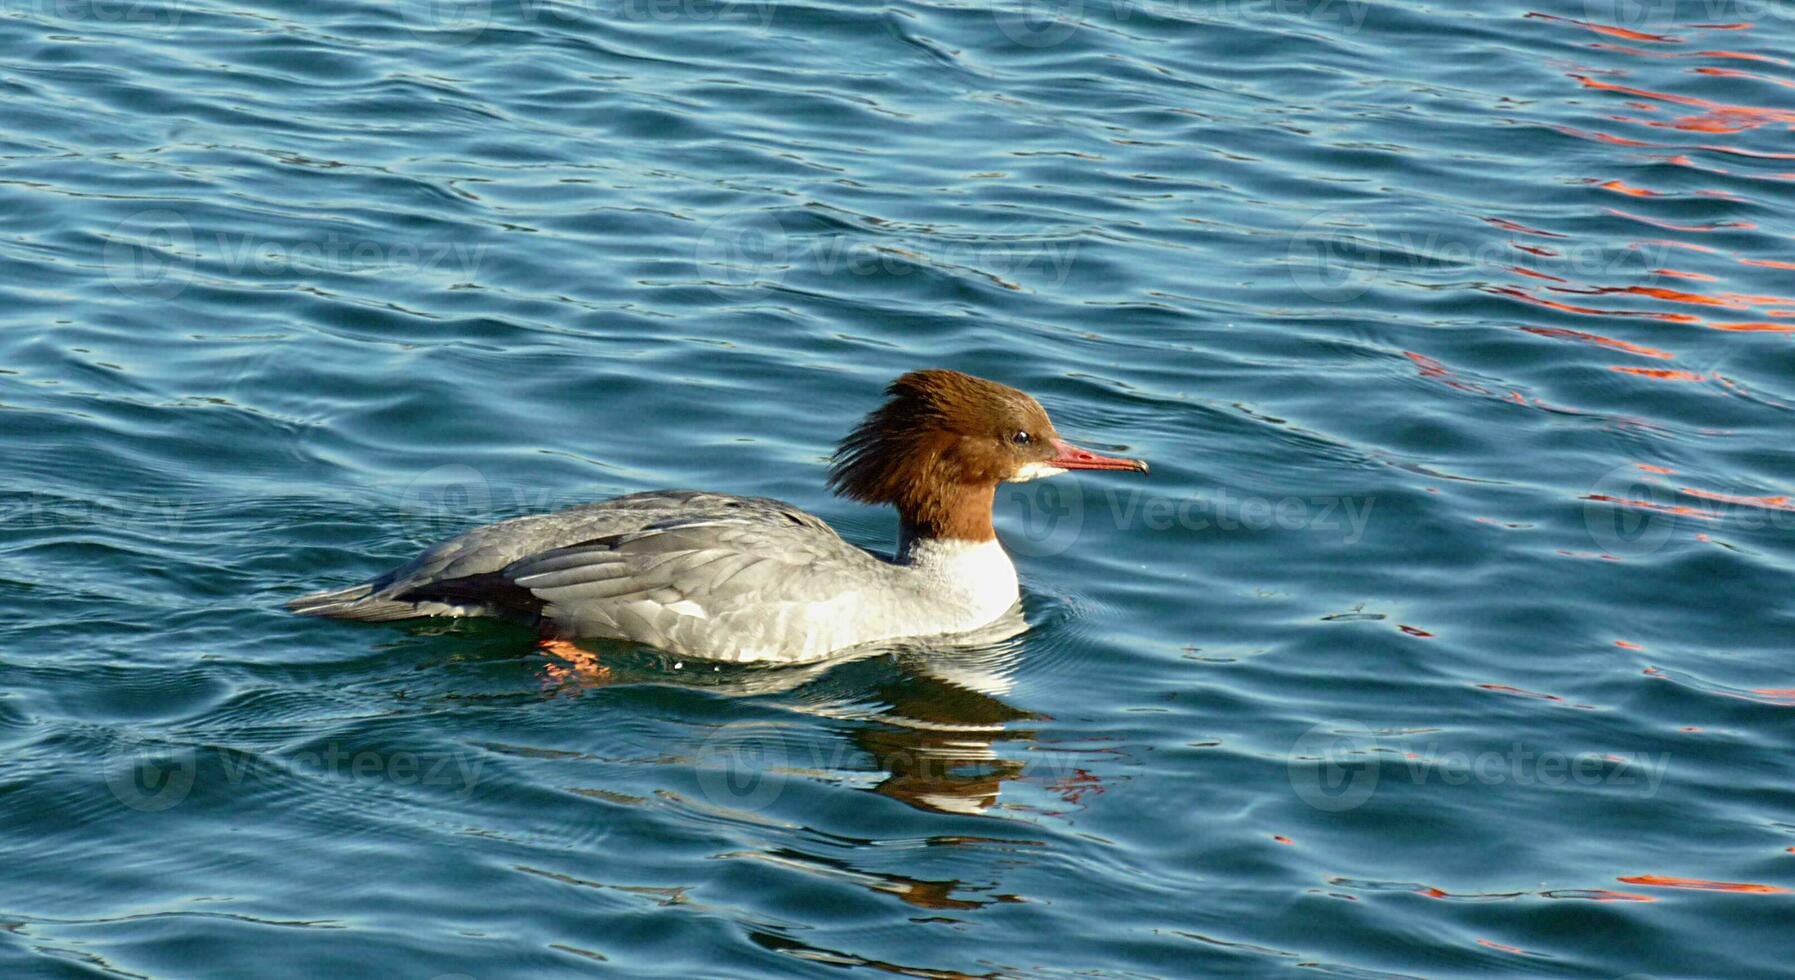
[288, 369, 1147, 663]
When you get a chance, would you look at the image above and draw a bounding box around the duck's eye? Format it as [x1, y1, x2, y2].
[1010, 430, 1031, 446]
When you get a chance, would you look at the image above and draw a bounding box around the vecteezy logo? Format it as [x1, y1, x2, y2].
[1582, 0, 1679, 34]
[1583, 463, 1680, 558]
[106, 734, 199, 812]
[400, 463, 492, 538]
[399, 0, 492, 45]
[1287, 721, 1380, 812]
[694, 722, 787, 812]
[994, 0, 1083, 48]
[103, 209, 195, 299]
[997, 478, 1085, 558]
[694, 211, 788, 291]
[1287, 212, 1378, 303]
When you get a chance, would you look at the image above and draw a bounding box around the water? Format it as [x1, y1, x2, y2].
[4, 0, 1794, 975]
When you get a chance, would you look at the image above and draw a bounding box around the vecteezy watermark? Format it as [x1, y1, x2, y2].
[694, 722, 789, 811]
[1396, 745, 1669, 793]
[1287, 721, 1381, 812]
[1583, 464, 1680, 558]
[812, 234, 1081, 290]
[600, 0, 776, 28]
[1287, 212, 1380, 303]
[1, 467, 562, 539]
[1582, 0, 1795, 34]
[102, 209, 488, 299]
[998, 483, 1377, 558]
[995, 0, 1085, 47]
[1284, 211, 1684, 304]
[400, 463, 495, 538]
[106, 735, 200, 813]
[1, 491, 193, 534]
[106, 737, 486, 812]
[1582, 463, 1795, 559]
[10, 0, 187, 26]
[399, 0, 492, 44]
[692, 211, 1082, 295]
[103, 209, 195, 299]
[398, 0, 777, 44]
[694, 211, 789, 291]
[686, 723, 1100, 814]
[996, 0, 1371, 47]
[1287, 722, 1671, 813]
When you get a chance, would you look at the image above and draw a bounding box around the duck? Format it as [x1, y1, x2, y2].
[288, 369, 1147, 663]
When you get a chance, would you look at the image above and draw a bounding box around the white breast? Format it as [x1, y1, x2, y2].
[896, 537, 1020, 630]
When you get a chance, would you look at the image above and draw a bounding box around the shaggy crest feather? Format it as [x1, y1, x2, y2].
[828, 369, 1057, 541]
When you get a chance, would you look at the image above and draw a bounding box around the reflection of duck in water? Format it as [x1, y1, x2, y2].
[291, 369, 1144, 664]
[536, 608, 1080, 817]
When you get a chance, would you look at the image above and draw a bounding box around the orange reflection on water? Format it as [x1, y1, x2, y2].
[1697, 50, 1789, 65]
[1474, 939, 1541, 957]
[1641, 666, 1795, 707]
[1555, 123, 1657, 147]
[1695, 143, 1795, 160]
[1709, 321, 1795, 332]
[1609, 366, 1710, 381]
[1583, 492, 1719, 519]
[1404, 351, 1491, 394]
[1679, 487, 1795, 511]
[1424, 12, 1795, 494]
[1603, 207, 1754, 232]
[1485, 216, 1566, 237]
[1573, 73, 1795, 134]
[1525, 12, 1680, 43]
[1556, 888, 1654, 901]
[1475, 683, 1563, 702]
[1520, 326, 1672, 359]
[1693, 65, 1795, 88]
[1619, 875, 1791, 894]
[1590, 284, 1735, 307]
[1493, 285, 1702, 322]
[1592, 44, 1792, 67]
[1551, 284, 1795, 319]
[1642, 238, 1719, 254]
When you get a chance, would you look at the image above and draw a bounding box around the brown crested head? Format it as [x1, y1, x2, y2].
[828, 369, 1147, 542]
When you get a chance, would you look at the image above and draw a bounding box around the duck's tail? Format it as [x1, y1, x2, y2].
[286, 582, 427, 622]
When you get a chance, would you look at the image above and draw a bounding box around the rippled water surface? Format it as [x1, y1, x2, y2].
[6, 0, 1795, 976]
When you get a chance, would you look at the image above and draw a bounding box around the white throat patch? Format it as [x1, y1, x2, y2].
[1007, 461, 1067, 483]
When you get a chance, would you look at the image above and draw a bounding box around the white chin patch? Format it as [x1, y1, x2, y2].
[1007, 461, 1067, 483]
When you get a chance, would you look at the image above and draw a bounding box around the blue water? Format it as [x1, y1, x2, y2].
[5, 0, 1795, 975]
